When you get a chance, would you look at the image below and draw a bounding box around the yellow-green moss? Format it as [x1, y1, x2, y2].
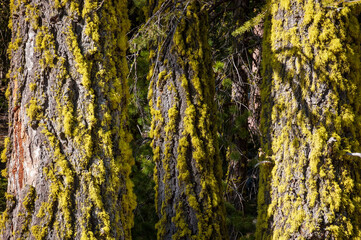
[29, 82, 36, 91]
[23, 187, 36, 212]
[66, 27, 92, 89]
[26, 98, 42, 121]
[20, 186, 36, 237]
[0, 193, 14, 233]
[1, 137, 10, 163]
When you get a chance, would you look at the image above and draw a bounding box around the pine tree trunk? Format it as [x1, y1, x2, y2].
[148, 1, 227, 239]
[248, 22, 262, 140]
[257, 1, 361, 239]
[0, 0, 135, 239]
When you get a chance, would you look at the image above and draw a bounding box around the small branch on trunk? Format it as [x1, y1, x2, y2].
[346, 152, 361, 158]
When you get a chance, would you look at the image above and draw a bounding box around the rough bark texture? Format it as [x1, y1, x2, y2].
[248, 22, 262, 139]
[148, 1, 227, 239]
[0, 0, 135, 239]
[257, 1, 361, 239]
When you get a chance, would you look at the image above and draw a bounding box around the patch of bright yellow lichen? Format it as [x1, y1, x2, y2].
[1, 137, 10, 164]
[66, 27, 92, 89]
[20, 186, 36, 237]
[26, 97, 42, 121]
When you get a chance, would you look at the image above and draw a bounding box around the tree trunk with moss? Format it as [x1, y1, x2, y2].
[0, 0, 135, 239]
[257, 1, 361, 239]
[147, 1, 227, 239]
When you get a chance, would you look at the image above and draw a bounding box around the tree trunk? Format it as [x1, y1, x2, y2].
[257, 1, 361, 239]
[0, 0, 135, 239]
[148, 1, 227, 239]
[248, 22, 262, 140]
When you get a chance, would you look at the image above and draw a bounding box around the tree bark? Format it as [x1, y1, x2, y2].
[248, 22, 263, 140]
[148, 1, 227, 239]
[0, 0, 135, 239]
[257, 1, 361, 239]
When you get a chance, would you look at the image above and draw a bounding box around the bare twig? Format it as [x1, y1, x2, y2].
[346, 152, 361, 158]
[254, 161, 272, 168]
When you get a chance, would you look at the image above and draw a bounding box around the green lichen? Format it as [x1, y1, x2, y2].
[0, 194, 14, 233]
[35, 26, 56, 69]
[1, 137, 9, 163]
[26, 98, 42, 121]
[62, 103, 74, 137]
[66, 27, 92, 89]
[29, 82, 36, 91]
[20, 186, 36, 237]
